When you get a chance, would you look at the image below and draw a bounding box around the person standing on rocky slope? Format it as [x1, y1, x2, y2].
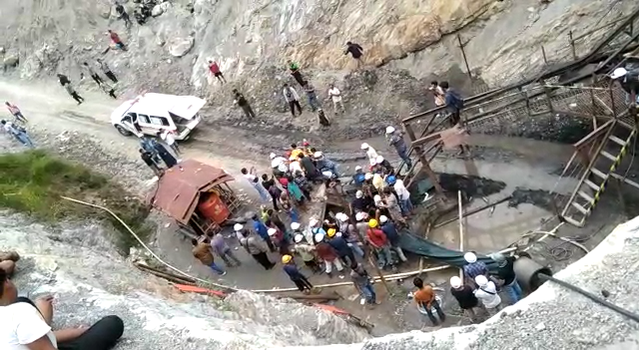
[207, 60, 226, 84]
[4, 102, 27, 123]
[303, 81, 321, 112]
[82, 62, 103, 85]
[115, 3, 132, 29]
[282, 83, 302, 117]
[191, 238, 227, 276]
[232, 89, 256, 119]
[64, 83, 85, 105]
[97, 59, 118, 83]
[385, 126, 412, 170]
[107, 30, 126, 51]
[327, 84, 345, 115]
[287, 60, 305, 87]
[344, 41, 364, 68]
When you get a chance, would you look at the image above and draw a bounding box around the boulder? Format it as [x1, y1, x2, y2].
[151, 4, 164, 17]
[167, 37, 194, 57]
[3, 54, 19, 68]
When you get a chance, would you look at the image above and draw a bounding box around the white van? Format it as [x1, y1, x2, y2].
[110, 93, 205, 140]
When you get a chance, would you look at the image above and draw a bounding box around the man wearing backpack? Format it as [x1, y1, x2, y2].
[440, 81, 467, 155]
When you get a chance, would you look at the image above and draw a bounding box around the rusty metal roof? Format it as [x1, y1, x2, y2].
[150, 159, 234, 224]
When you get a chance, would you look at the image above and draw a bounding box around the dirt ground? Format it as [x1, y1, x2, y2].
[1, 78, 637, 336]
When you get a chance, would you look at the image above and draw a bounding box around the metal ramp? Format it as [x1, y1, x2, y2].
[561, 119, 637, 227]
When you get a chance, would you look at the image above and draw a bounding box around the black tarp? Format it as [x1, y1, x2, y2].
[398, 229, 498, 272]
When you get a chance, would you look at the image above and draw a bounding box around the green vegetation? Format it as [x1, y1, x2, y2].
[0, 150, 153, 253]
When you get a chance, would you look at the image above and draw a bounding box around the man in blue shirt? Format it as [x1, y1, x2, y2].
[352, 166, 365, 187]
[379, 216, 407, 263]
[252, 214, 275, 252]
[282, 255, 313, 293]
[440, 81, 467, 155]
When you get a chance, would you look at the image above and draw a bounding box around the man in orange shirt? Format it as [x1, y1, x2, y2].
[413, 277, 446, 326]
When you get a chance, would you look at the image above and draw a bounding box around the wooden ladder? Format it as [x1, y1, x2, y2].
[561, 119, 637, 227]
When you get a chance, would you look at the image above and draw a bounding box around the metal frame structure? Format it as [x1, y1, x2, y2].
[399, 11, 639, 204]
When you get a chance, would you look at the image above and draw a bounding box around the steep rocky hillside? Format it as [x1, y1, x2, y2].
[0, 0, 636, 139]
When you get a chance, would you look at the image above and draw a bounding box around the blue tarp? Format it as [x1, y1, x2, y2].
[398, 229, 498, 272]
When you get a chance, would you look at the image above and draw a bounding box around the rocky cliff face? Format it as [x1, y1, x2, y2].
[0, 0, 636, 139]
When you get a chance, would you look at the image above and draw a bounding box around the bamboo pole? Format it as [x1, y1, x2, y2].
[458, 191, 464, 280]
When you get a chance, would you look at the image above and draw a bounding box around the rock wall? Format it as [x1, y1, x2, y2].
[0, 0, 637, 139]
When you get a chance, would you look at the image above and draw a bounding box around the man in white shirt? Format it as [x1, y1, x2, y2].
[282, 83, 302, 117]
[327, 84, 345, 115]
[160, 129, 179, 155]
[269, 153, 288, 175]
[388, 176, 412, 216]
[241, 166, 270, 202]
[360, 143, 379, 166]
[473, 275, 502, 316]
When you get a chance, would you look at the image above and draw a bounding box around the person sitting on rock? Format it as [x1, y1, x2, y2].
[0, 268, 124, 350]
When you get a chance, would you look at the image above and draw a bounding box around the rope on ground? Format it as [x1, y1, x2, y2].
[60, 196, 239, 292]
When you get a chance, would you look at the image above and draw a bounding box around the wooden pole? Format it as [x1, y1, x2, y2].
[458, 191, 465, 280]
[403, 122, 445, 197]
[368, 254, 392, 295]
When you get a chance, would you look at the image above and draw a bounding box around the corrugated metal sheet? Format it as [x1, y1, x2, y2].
[150, 159, 234, 224]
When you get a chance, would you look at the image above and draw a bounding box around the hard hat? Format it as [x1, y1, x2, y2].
[282, 255, 293, 264]
[309, 218, 319, 227]
[374, 194, 382, 202]
[294, 234, 304, 243]
[356, 190, 363, 198]
[368, 219, 378, 228]
[336, 231, 343, 237]
[322, 170, 333, 178]
[313, 151, 323, 158]
[386, 175, 397, 184]
[610, 67, 628, 79]
[355, 165, 363, 171]
[386, 126, 396, 134]
[314, 232, 325, 243]
[291, 222, 301, 230]
[360, 143, 370, 150]
[375, 155, 384, 164]
[364, 173, 373, 180]
[355, 212, 366, 221]
[233, 223, 243, 231]
[267, 228, 277, 236]
[302, 140, 310, 146]
[450, 276, 463, 288]
[337, 213, 349, 222]
[490, 253, 507, 267]
[269, 152, 276, 159]
[327, 228, 336, 237]
[464, 252, 478, 263]
[379, 215, 388, 223]
[475, 275, 488, 287]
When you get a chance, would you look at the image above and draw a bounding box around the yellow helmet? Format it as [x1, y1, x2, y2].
[327, 228, 336, 237]
[368, 219, 378, 228]
[281, 255, 293, 264]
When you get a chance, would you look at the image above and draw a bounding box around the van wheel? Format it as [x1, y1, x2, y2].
[115, 124, 133, 136]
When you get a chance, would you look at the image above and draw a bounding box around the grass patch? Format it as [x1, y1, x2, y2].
[0, 150, 153, 254]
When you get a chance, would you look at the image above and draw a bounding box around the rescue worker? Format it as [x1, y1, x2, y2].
[191, 238, 227, 276]
[208, 60, 226, 83]
[287, 60, 305, 86]
[282, 254, 314, 293]
[327, 228, 357, 269]
[360, 143, 380, 167]
[233, 89, 256, 119]
[292, 233, 321, 273]
[239, 229, 275, 270]
[315, 233, 344, 278]
[351, 263, 377, 305]
[97, 59, 117, 83]
[379, 215, 407, 263]
[282, 83, 302, 117]
[413, 277, 446, 326]
[82, 62, 103, 85]
[366, 219, 393, 269]
[344, 41, 364, 68]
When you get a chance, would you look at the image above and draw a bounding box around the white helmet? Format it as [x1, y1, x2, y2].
[290, 222, 301, 230]
[338, 213, 349, 222]
[269, 152, 276, 159]
[309, 218, 319, 227]
[374, 194, 382, 202]
[375, 155, 384, 164]
[355, 165, 363, 171]
[386, 126, 395, 134]
[294, 234, 304, 243]
[610, 67, 628, 79]
[313, 151, 323, 159]
[379, 215, 388, 223]
[355, 212, 366, 221]
[364, 173, 373, 180]
[233, 223, 243, 231]
[360, 143, 370, 150]
[475, 275, 488, 287]
[267, 228, 277, 236]
[450, 276, 463, 288]
[464, 252, 477, 263]
[314, 232, 325, 243]
[356, 190, 364, 198]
